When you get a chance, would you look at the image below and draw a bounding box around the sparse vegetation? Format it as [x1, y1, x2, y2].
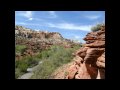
[64, 71, 69, 78]
[15, 25, 82, 79]
[15, 56, 41, 78]
[91, 23, 105, 32]
[15, 45, 26, 53]
[30, 45, 80, 79]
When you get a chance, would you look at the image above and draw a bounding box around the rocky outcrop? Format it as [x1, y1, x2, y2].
[15, 25, 63, 39]
[15, 25, 79, 60]
[65, 25, 105, 79]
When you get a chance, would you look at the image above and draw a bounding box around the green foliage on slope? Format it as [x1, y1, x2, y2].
[15, 56, 40, 78]
[30, 45, 80, 79]
[15, 45, 81, 79]
[15, 45, 26, 53]
[91, 23, 105, 32]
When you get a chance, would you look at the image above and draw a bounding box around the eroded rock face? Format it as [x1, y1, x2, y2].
[65, 25, 105, 79]
[15, 25, 80, 60]
[15, 25, 63, 39]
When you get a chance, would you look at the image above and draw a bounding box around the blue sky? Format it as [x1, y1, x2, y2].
[15, 11, 105, 43]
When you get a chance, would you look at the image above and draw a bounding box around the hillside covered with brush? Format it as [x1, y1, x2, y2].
[15, 25, 81, 79]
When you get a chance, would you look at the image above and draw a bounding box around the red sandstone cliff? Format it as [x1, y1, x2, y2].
[65, 25, 105, 79]
[51, 25, 105, 79]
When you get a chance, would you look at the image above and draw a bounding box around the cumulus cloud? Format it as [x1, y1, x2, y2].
[16, 11, 33, 20]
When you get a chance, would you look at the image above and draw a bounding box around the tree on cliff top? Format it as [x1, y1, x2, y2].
[91, 23, 105, 32]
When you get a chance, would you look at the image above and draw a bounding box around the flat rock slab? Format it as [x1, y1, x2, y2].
[18, 72, 34, 79]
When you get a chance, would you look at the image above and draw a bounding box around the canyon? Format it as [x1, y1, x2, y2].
[15, 25, 105, 79]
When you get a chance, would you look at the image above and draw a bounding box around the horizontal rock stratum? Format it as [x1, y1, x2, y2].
[15, 25, 63, 39]
[65, 25, 105, 79]
[63, 25, 105, 79]
[15, 25, 80, 60]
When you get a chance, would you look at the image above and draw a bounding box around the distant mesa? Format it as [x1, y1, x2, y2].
[15, 25, 63, 39]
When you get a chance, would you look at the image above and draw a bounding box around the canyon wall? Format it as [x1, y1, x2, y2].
[65, 25, 105, 79]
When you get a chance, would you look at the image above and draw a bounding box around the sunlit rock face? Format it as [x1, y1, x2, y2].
[65, 25, 105, 79]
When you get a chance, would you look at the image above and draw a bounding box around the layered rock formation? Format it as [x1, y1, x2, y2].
[65, 25, 105, 79]
[15, 25, 63, 40]
[15, 25, 79, 60]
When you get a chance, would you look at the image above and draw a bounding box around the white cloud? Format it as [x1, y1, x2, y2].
[28, 18, 33, 20]
[48, 11, 57, 18]
[15, 21, 93, 32]
[24, 11, 32, 18]
[16, 11, 33, 20]
[85, 15, 100, 20]
[47, 23, 92, 31]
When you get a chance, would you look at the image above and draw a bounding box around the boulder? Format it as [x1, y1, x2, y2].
[67, 65, 78, 79]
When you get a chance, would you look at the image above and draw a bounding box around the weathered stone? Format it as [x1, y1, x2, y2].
[75, 47, 89, 59]
[96, 61, 105, 68]
[67, 65, 78, 79]
[84, 48, 104, 64]
[85, 41, 105, 48]
[65, 25, 105, 79]
[97, 54, 105, 63]
[73, 56, 83, 66]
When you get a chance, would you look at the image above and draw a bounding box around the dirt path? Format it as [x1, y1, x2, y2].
[18, 61, 43, 79]
[18, 73, 34, 79]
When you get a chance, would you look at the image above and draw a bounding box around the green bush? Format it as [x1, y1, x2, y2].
[19, 63, 28, 72]
[15, 56, 40, 78]
[15, 45, 26, 53]
[91, 23, 105, 32]
[30, 45, 80, 79]
[15, 45, 81, 79]
[15, 60, 28, 79]
[15, 68, 24, 79]
[27, 57, 39, 68]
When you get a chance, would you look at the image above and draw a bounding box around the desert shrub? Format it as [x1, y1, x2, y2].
[30, 45, 80, 79]
[27, 57, 39, 68]
[15, 44, 81, 79]
[15, 68, 24, 79]
[19, 62, 28, 72]
[15, 45, 26, 53]
[15, 56, 40, 78]
[15, 60, 28, 79]
[32, 60, 55, 79]
[91, 23, 105, 32]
